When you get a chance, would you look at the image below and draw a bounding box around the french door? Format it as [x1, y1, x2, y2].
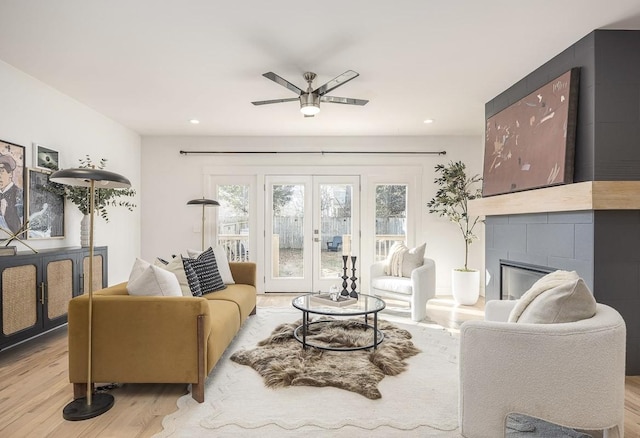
[265, 175, 360, 293]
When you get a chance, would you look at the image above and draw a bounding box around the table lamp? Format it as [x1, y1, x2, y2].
[187, 197, 220, 251]
[50, 167, 131, 421]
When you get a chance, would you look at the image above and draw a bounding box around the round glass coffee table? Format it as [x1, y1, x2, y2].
[291, 293, 386, 351]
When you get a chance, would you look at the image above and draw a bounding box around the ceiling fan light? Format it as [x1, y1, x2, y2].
[300, 92, 320, 116]
[300, 104, 320, 116]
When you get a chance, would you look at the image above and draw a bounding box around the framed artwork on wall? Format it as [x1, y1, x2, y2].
[27, 168, 65, 239]
[33, 143, 60, 171]
[482, 68, 580, 197]
[0, 139, 26, 240]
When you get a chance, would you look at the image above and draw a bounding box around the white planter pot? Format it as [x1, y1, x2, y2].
[452, 269, 480, 305]
[80, 215, 90, 247]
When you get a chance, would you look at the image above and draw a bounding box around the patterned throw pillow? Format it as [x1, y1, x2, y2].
[187, 246, 235, 285]
[180, 257, 203, 296]
[182, 247, 226, 294]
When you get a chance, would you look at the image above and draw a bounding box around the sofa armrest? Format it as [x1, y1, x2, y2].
[370, 260, 387, 278]
[229, 262, 256, 286]
[459, 304, 626, 435]
[484, 299, 517, 322]
[68, 294, 211, 384]
[411, 257, 436, 299]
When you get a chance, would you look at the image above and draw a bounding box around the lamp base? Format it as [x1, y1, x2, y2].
[62, 393, 114, 421]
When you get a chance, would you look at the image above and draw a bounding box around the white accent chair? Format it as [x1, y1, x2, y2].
[459, 299, 626, 438]
[369, 257, 436, 321]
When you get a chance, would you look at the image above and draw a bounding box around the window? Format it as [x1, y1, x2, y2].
[217, 184, 250, 261]
[374, 184, 407, 261]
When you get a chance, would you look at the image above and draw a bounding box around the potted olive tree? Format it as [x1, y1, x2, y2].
[427, 160, 482, 305]
[47, 156, 136, 246]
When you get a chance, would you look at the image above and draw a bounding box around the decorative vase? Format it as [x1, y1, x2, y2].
[451, 269, 480, 305]
[80, 215, 91, 248]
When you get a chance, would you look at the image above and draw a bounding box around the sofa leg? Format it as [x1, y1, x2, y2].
[250, 306, 256, 316]
[192, 314, 206, 403]
[73, 383, 89, 400]
[192, 382, 204, 403]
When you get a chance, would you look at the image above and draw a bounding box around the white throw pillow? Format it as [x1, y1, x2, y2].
[127, 262, 182, 297]
[384, 242, 426, 277]
[129, 258, 150, 283]
[508, 270, 597, 324]
[187, 246, 235, 284]
[155, 256, 194, 297]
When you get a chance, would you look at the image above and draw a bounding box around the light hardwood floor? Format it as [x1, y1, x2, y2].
[0, 295, 638, 437]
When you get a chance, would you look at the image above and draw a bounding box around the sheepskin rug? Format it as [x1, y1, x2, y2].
[229, 317, 420, 399]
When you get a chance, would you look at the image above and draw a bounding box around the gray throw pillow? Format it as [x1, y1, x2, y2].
[508, 270, 596, 324]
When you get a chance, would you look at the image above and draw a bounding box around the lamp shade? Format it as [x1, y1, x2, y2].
[187, 198, 220, 206]
[50, 168, 131, 188]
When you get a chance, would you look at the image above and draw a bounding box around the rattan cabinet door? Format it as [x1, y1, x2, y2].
[82, 254, 103, 294]
[42, 255, 76, 330]
[80, 247, 108, 294]
[0, 256, 42, 348]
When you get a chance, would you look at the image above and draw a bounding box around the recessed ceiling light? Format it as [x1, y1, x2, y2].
[189, 119, 200, 124]
[423, 119, 435, 124]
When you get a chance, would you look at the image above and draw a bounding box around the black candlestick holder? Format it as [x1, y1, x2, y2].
[341, 255, 350, 296]
[350, 256, 358, 299]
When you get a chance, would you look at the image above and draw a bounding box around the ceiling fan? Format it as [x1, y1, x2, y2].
[251, 70, 368, 117]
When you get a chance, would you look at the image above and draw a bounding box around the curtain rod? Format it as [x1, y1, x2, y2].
[179, 150, 446, 156]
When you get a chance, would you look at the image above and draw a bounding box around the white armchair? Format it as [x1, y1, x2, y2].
[369, 257, 435, 321]
[459, 300, 626, 438]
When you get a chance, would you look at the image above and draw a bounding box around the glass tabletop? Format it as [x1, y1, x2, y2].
[292, 293, 386, 316]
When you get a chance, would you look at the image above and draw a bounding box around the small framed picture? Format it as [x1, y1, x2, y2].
[27, 168, 65, 239]
[33, 143, 60, 171]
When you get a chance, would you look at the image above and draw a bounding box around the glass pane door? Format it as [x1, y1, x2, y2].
[265, 176, 312, 292]
[265, 175, 359, 293]
[314, 176, 359, 293]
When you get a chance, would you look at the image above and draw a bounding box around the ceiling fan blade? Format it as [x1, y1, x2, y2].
[262, 72, 303, 95]
[252, 97, 300, 106]
[320, 95, 369, 106]
[314, 70, 359, 96]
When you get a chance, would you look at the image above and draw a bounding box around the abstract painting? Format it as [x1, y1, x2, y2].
[482, 68, 580, 197]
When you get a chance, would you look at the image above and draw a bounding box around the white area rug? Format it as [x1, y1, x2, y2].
[155, 309, 462, 437]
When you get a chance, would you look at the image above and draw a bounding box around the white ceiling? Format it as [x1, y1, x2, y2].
[1, 1, 640, 137]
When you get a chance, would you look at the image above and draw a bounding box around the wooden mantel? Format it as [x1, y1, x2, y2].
[468, 181, 640, 216]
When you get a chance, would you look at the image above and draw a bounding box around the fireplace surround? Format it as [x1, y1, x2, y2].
[470, 29, 640, 374]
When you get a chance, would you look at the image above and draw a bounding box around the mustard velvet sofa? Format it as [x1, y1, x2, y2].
[67, 262, 257, 403]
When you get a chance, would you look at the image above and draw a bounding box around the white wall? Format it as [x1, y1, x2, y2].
[141, 135, 484, 295]
[0, 60, 141, 284]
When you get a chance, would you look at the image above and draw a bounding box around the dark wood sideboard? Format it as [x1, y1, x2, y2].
[0, 246, 108, 350]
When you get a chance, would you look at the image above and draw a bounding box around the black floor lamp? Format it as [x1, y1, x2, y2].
[50, 167, 131, 421]
[187, 197, 220, 251]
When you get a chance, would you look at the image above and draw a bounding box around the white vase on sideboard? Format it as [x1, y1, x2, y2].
[80, 215, 90, 247]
